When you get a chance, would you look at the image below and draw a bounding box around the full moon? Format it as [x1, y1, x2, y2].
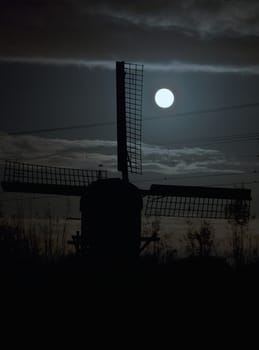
[155, 88, 174, 108]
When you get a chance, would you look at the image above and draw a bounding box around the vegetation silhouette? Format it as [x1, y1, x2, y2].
[1, 212, 259, 297]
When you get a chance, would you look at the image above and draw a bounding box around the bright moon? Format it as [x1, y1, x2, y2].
[155, 88, 174, 108]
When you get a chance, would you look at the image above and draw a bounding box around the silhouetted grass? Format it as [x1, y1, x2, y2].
[1, 214, 259, 296]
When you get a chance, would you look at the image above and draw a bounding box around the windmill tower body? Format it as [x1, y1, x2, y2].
[1, 61, 252, 263]
[80, 178, 142, 262]
[80, 62, 144, 261]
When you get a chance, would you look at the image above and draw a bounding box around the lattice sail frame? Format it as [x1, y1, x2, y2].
[144, 185, 251, 221]
[116, 61, 144, 178]
[1, 160, 108, 196]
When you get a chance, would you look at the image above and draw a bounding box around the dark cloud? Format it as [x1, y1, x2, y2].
[1, 1, 259, 68]
[83, 0, 259, 37]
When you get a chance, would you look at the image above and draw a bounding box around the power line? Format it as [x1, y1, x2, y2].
[0, 194, 72, 203]
[6, 101, 259, 136]
[144, 101, 259, 122]
[8, 121, 115, 135]
[0, 150, 74, 163]
[134, 170, 258, 184]
[210, 181, 259, 187]
[166, 131, 259, 148]
[151, 131, 259, 148]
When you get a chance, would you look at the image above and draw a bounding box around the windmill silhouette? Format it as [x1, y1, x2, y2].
[1, 61, 251, 263]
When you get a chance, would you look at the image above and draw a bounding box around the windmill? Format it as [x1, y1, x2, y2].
[1, 61, 251, 263]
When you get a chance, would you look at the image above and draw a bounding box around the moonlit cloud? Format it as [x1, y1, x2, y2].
[0, 57, 115, 70]
[141, 143, 243, 175]
[0, 134, 247, 177]
[144, 62, 259, 75]
[2, 57, 259, 75]
[0, 135, 118, 172]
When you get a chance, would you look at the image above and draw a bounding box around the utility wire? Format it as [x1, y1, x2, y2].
[166, 131, 259, 148]
[8, 121, 115, 135]
[145, 101, 259, 122]
[210, 181, 259, 187]
[134, 170, 258, 183]
[6, 101, 259, 136]
[0, 194, 67, 203]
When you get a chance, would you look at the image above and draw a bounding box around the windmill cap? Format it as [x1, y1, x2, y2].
[80, 178, 143, 209]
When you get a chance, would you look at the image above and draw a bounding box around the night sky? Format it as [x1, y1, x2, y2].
[1, 0, 259, 217]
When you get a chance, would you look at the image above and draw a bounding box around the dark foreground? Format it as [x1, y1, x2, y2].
[2, 255, 259, 295]
[2, 255, 259, 338]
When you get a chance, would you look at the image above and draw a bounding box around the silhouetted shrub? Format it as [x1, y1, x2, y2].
[184, 220, 215, 258]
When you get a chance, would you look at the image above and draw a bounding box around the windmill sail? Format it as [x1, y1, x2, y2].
[1, 160, 108, 196]
[116, 61, 144, 180]
[144, 184, 251, 221]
